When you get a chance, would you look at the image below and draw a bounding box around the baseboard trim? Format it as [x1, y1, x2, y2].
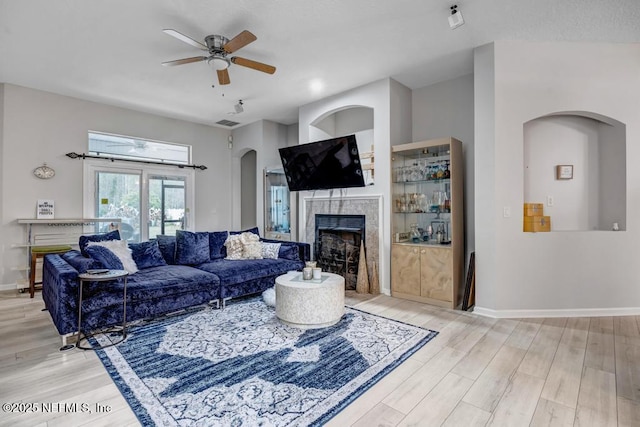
[0, 283, 19, 292]
[473, 306, 640, 318]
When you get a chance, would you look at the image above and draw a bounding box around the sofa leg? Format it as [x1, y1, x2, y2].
[208, 300, 220, 310]
[221, 298, 231, 309]
[59, 333, 74, 351]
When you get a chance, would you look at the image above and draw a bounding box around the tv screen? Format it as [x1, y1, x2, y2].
[278, 135, 365, 191]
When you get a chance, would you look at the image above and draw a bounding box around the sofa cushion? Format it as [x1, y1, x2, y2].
[85, 245, 124, 271]
[156, 235, 177, 265]
[124, 265, 220, 301]
[79, 229, 121, 257]
[209, 231, 228, 260]
[196, 258, 303, 286]
[86, 240, 138, 274]
[261, 242, 281, 259]
[61, 250, 98, 273]
[129, 240, 167, 270]
[175, 230, 210, 265]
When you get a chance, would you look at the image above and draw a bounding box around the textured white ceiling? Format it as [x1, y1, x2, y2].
[1, 0, 639, 128]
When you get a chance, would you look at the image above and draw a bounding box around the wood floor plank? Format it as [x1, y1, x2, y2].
[486, 371, 545, 427]
[540, 343, 586, 409]
[585, 317, 616, 374]
[613, 316, 640, 347]
[574, 367, 617, 427]
[617, 397, 640, 427]
[324, 358, 424, 426]
[397, 372, 473, 426]
[530, 398, 575, 427]
[451, 320, 517, 380]
[559, 317, 590, 349]
[441, 401, 491, 427]
[352, 402, 404, 427]
[382, 346, 467, 414]
[614, 339, 640, 402]
[504, 318, 543, 350]
[462, 345, 527, 412]
[518, 318, 567, 379]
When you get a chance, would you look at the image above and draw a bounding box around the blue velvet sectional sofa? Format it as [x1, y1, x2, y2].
[42, 228, 309, 344]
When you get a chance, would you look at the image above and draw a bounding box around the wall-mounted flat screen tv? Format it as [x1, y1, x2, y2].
[278, 135, 365, 191]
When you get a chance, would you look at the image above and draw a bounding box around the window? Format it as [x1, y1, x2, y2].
[84, 133, 195, 242]
[88, 132, 190, 165]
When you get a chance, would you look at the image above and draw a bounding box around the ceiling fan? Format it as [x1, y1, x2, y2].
[161, 29, 276, 86]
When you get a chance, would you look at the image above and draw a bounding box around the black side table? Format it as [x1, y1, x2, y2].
[76, 269, 129, 350]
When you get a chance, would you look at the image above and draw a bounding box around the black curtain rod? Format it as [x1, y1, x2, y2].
[65, 152, 207, 170]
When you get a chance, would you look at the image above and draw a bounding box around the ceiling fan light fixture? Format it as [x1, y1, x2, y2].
[208, 56, 230, 70]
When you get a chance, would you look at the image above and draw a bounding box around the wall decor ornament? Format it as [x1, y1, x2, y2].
[33, 163, 55, 179]
[556, 164, 573, 180]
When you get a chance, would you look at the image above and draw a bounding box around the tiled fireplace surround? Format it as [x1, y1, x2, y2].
[303, 195, 382, 293]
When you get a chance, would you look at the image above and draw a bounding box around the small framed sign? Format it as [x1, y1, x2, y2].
[37, 199, 55, 219]
[556, 165, 573, 180]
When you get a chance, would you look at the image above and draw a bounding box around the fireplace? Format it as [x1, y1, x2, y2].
[314, 214, 365, 290]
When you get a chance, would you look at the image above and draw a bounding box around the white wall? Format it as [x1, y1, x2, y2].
[412, 73, 475, 263]
[474, 41, 640, 317]
[0, 84, 232, 287]
[298, 78, 412, 295]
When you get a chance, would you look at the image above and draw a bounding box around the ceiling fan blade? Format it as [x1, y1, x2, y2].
[162, 56, 208, 67]
[223, 30, 257, 53]
[231, 57, 276, 74]
[217, 69, 231, 85]
[162, 29, 208, 51]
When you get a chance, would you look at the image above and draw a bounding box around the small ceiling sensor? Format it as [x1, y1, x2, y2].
[448, 4, 465, 29]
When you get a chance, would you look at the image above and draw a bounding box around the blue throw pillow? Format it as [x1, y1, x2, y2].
[62, 250, 98, 273]
[175, 230, 210, 265]
[156, 235, 177, 265]
[209, 231, 228, 260]
[79, 230, 121, 257]
[230, 227, 260, 236]
[84, 245, 124, 270]
[129, 240, 167, 269]
[279, 244, 300, 261]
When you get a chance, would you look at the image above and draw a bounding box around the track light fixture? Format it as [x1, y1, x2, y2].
[448, 4, 465, 29]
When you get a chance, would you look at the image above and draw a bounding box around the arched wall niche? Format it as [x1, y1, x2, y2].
[309, 105, 374, 185]
[523, 111, 626, 231]
[240, 149, 257, 229]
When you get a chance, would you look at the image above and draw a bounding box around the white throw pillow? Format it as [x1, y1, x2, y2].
[224, 234, 244, 260]
[240, 232, 263, 259]
[87, 239, 139, 274]
[261, 242, 281, 259]
[262, 287, 276, 307]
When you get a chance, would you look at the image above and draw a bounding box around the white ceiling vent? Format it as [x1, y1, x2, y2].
[216, 119, 240, 127]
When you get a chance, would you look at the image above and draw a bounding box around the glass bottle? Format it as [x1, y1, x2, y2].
[410, 223, 421, 243]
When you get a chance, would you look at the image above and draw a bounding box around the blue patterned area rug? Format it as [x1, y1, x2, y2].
[92, 297, 438, 426]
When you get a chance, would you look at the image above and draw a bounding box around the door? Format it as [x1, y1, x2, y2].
[148, 176, 186, 238]
[95, 170, 142, 242]
[391, 244, 421, 296]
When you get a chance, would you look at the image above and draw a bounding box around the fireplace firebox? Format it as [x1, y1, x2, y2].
[314, 214, 365, 290]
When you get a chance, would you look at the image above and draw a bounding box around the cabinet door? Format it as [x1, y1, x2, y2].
[391, 245, 421, 296]
[420, 247, 453, 302]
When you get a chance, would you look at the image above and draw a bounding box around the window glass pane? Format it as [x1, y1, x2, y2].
[148, 175, 186, 238]
[89, 132, 190, 164]
[96, 172, 141, 242]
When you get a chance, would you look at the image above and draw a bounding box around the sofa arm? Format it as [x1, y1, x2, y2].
[43, 254, 81, 335]
[261, 238, 310, 262]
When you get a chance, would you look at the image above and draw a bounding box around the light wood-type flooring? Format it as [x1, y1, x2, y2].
[1, 290, 638, 426]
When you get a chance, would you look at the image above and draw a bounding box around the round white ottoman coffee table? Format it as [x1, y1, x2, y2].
[275, 271, 345, 329]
